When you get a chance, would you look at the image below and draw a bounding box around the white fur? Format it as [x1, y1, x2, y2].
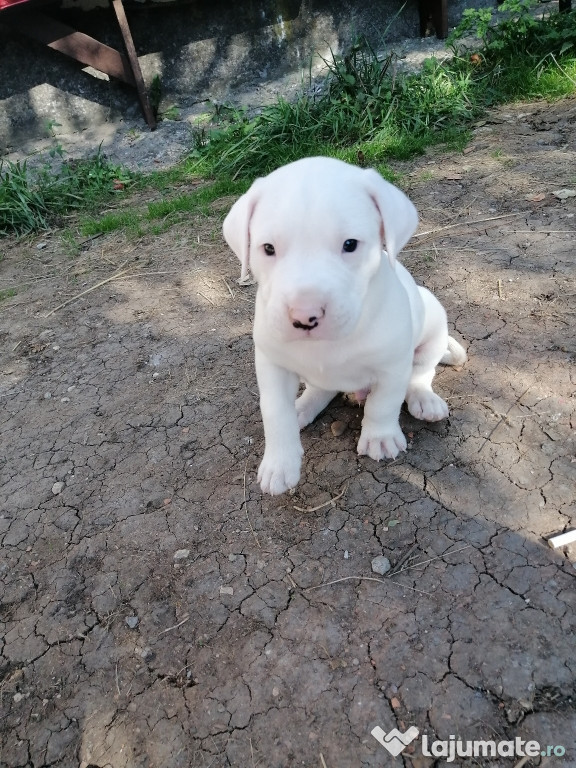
[223, 157, 466, 495]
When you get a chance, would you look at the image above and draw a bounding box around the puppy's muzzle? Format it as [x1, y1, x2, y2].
[289, 305, 325, 331]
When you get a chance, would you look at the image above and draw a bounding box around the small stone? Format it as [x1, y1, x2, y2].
[344, 550, 350, 559]
[553, 188, 576, 200]
[371, 555, 391, 575]
[125, 616, 139, 629]
[173, 549, 190, 560]
[220, 586, 234, 596]
[330, 420, 347, 437]
[44, 392, 52, 399]
[52, 345, 60, 351]
[36, 241, 47, 250]
[60, 397, 70, 403]
[139, 647, 153, 660]
[272, 686, 280, 697]
[228, 554, 237, 561]
[51, 482, 64, 495]
[13, 692, 24, 702]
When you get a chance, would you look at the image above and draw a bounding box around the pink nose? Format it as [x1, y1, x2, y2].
[288, 305, 325, 330]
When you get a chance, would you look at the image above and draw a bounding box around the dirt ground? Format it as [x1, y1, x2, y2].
[1, 97, 575, 768]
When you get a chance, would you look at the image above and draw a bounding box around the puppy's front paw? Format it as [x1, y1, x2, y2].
[257, 448, 303, 495]
[295, 387, 337, 430]
[357, 423, 407, 461]
[407, 389, 449, 422]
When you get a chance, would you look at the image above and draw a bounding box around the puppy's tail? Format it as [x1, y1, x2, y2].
[441, 336, 467, 367]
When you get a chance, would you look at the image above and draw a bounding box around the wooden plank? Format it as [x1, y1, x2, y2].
[111, 0, 156, 129]
[5, 9, 136, 85]
[419, 0, 448, 39]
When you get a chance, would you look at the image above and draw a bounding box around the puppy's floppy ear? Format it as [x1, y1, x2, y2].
[362, 168, 418, 266]
[222, 179, 264, 283]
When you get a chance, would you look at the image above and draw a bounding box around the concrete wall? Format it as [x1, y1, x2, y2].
[0, 0, 477, 154]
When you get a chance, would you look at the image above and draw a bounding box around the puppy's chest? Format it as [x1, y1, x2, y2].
[273, 344, 377, 391]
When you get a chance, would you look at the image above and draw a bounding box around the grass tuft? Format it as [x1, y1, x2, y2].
[192, 0, 576, 182]
[0, 152, 133, 236]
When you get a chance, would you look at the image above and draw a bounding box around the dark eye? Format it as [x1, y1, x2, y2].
[263, 243, 276, 256]
[343, 239, 358, 253]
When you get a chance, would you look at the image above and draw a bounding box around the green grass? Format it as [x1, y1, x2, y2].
[78, 177, 248, 239]
[192, 1, 576, 182]
[0, 151, 133, 236]
[1, 0, 575, 239]
[0, 287, 17, 302]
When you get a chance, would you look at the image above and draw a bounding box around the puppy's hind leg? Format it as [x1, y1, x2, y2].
[406, 288, 454, 422]
[296, 384, 339, 429]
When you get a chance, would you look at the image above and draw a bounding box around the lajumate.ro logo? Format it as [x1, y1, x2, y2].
[371, 726, 567, 762]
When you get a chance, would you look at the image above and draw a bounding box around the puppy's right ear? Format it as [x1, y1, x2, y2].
[222, 179, 263, 284]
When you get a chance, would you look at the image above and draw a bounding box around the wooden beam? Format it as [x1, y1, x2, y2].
[5, 9, 136, 85]
[111, 0, 156, 129]
[419, 0, 448, 39]
[2, 2, 156, 129]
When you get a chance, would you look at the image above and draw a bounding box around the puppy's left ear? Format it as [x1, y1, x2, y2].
[223, 179, 264, 284]
[363, 169, 418, 266]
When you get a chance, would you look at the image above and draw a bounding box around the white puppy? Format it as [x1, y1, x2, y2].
[223, 157, 466, 495]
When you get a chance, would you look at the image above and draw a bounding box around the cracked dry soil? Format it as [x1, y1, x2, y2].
[1, 98, 576, 768]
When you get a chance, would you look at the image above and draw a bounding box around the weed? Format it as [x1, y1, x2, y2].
[0, 287, 17, 302]
[193, 3, 576, 182]
[160, 105, 182, 121]
[0, 151, 133, 235]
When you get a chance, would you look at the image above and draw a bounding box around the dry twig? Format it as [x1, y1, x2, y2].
[392, 545, 472, 574]
[305, 575, 432, 596]
[44, 259, 134, 317]
[413, 212, 522, 240]
[293, 485, 347, 513]
[387, 544, 419, 577]
[158, 615, 190, 636]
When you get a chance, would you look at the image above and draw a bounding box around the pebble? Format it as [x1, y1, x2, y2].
[44, 392, 52, 399]
[330, 420, 347, 437]
[173, 549, 190, 560]
[125, 616, 139, 629]
[13, 692, 24, 702]
[371, 555, 391, 575]
[220, 586, 234, 596]
[344, 550, 350, 559]
[51, 481, 64, 495]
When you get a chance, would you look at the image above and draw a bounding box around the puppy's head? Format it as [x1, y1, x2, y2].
[223, 157, 418, 341]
